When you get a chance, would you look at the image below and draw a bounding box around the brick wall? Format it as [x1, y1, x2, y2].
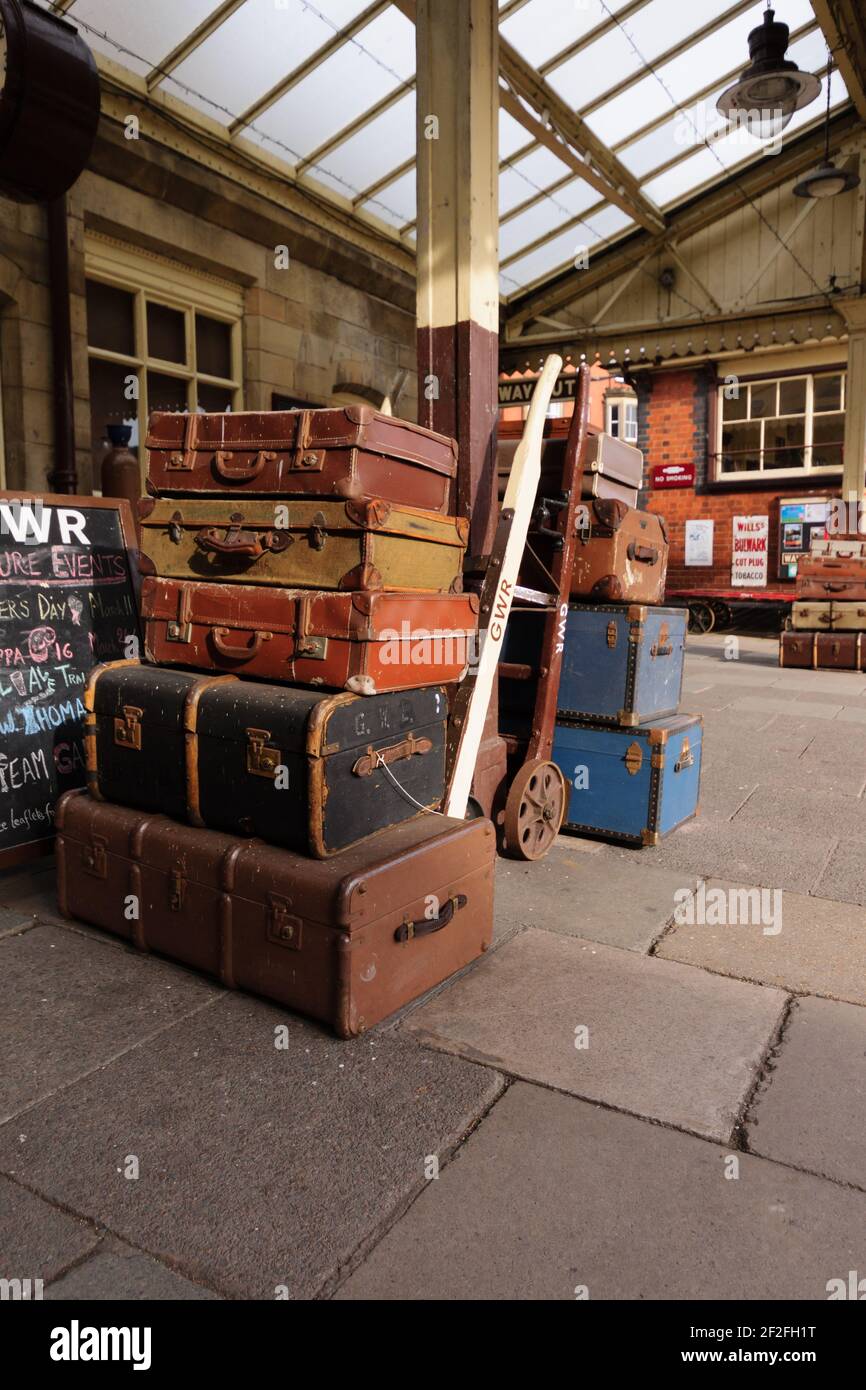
[638, 365, 837, 592]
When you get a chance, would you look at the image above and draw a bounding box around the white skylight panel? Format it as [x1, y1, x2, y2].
[166, 0, 371, 125]
[251, 7, 415, 166]
[318, 90, 416, 191]
[65, 0, 218, 79]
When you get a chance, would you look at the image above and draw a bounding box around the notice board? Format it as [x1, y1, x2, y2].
[0, 494, 140, 867]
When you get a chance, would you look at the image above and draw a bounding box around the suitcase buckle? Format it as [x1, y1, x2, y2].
[81, 835, 108, 879]
[114, 705, 143, 750]
[267, 895, 302, 950]
[167, 620, 192, 643]
[295, 635, 327, 659]
[624, 741, 643, 776]
[296, 450, 324, 471]
[674, 738, 695, 773]
[246, 727, 281, 778]
[168, 863, 186, 911]
[166, 451, 194, 471]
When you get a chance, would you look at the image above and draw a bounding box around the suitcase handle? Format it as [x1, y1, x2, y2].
[823, 583, 849, 593]
[394, 893, 467, 943]
[195, 522, 292, 558]
[352, 734, 434, 778]
[627, 541, 658, 565]
[209, 626, 273, 660]
[213, 450, 275, 482]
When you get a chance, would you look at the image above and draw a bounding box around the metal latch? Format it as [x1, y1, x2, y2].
[246, 727, 281, 778]
[650, 622, 673, 658]
[624, 741, 643, 776]
[168, 862, 186, 911]
[114, 705, 143, 750]
[267, 895, 302, 950]
[674, 738, 695, 773]
[308, 510, 327, 550]
[606, 620, 618, 649]
[295, 635, 327, 659]
[81, 835, 108, 879]
[167, 620, 192, 643]
[166, 451, 194, 471]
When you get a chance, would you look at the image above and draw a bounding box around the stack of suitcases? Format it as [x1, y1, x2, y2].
[56, 406, 496, 1037]
[780, 534, 866, 671]
[549, 430, 704, 846]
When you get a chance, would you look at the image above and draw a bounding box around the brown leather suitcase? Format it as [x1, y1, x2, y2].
[797, 557, 866, 601]
[779, 631, 816, 668]
[56, 789, 495, 1037]
[570, 498, 668, 604]
[139, 496, 467, 594]
[141, 577, 478, 694]
[146, 406, 458, 513]
[814, 633, 863, 670]
[84, 660, 448, 856]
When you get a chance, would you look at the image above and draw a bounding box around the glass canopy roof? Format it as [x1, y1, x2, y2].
[43, 0, 851, 303]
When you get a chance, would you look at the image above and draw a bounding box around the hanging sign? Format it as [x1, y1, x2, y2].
[651, 462, 695, 489]
[498, 374, 582, 407]
[685, 519, 714, 567]
[731, 514, 769, 588]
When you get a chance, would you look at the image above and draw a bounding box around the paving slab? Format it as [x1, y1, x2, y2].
[834, 706, 866, 724]
[495, 848, 698, 952]
[746, 997, 866, 1191]
[403, 928, 786, 1141]
[0, 1173, 100, 1284]
[731, 784, 864, 841]
[812, 836, 866, 907]
[730, 694, 844, 720]
[0, 923, 220, 1123]
[657, 880, 866, 1005]
[0, 861, 57, 919]
[46, 1242, 220, 1301]
[638, 815, 835, 895]
[0, 995, 504, 1300]
[336, 1082, 866, 1301]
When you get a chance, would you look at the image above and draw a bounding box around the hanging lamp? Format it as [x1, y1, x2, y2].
[717, 5, 820, 140]
[794, 56, 859, 198]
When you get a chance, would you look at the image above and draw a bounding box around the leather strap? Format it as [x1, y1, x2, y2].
[352, 733, 433, 778]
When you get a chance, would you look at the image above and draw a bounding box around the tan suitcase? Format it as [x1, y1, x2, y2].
[139, 496, 468, 593]
[792, 600, 866, 631]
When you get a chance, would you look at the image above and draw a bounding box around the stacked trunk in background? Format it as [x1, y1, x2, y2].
[780, 536, 866, 670]
[58, 406, 495, 1036]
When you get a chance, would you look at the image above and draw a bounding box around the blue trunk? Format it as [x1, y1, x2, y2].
[552, 714, 702, 846]
[556, 603, 687, 726]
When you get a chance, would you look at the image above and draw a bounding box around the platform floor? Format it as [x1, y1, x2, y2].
[2, 633, 865, 1300]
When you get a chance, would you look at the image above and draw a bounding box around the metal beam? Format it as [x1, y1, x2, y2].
[146, 0, 247, 91]
[228, 0, 390, 137]
[812, 0, 866, 121]
[505, 109, 859, 331]
[354, 156, 414, 209]
[498, 87, 644, 232]
[539, 0, 653, 77]
[498, 36, 665, 235]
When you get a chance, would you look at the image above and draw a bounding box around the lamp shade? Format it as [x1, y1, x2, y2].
[717, 8, 821, 140]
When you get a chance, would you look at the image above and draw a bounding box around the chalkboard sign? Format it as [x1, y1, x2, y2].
[0, 493, 140, 867]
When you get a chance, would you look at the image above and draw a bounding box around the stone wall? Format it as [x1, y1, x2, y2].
[0, 114, 417, 494]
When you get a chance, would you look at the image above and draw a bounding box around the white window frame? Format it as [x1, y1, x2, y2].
[605, 394, 638, 443]
[714, 369, 846, 480]
[85, 234, 244, 470]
